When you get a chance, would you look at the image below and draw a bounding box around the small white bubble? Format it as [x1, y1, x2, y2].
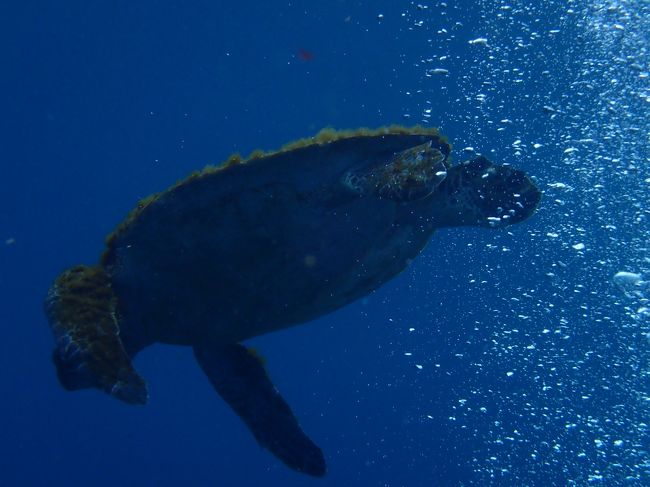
[429, 68, 449, 75]
[469, 37, 489, 46]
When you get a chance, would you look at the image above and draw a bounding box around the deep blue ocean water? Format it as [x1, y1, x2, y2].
[2, 1, 648, 486]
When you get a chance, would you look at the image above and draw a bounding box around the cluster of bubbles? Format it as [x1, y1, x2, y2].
[392, 0, 648, 484]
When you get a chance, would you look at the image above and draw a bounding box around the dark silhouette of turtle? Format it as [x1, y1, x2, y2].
[45, 127, 541, 476]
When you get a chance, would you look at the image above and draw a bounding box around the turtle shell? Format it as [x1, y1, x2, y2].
[102, 127, 451, 346]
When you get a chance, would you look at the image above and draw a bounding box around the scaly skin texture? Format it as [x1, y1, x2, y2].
[342, 141, 448, 200]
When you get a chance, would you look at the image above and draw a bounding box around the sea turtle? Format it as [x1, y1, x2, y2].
[45, 126, 541, 477]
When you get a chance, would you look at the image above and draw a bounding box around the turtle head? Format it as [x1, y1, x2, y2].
[342, 141, 448, 201]
[433, 156, 542, 228]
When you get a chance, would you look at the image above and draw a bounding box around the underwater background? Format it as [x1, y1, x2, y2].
[1, 1, 648, 485]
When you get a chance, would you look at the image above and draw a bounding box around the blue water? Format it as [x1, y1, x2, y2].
[2, 1, 648, 486]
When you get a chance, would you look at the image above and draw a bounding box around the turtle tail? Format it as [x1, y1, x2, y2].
[44, 265, 148, 405]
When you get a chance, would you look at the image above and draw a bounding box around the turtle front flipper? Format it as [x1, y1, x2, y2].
[45, 265, 148, 405]
[193, 343, 326, 477]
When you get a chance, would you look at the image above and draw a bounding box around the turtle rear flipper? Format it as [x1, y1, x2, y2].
[193, 343, 326, 477]
[45, 265, 148, 405]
